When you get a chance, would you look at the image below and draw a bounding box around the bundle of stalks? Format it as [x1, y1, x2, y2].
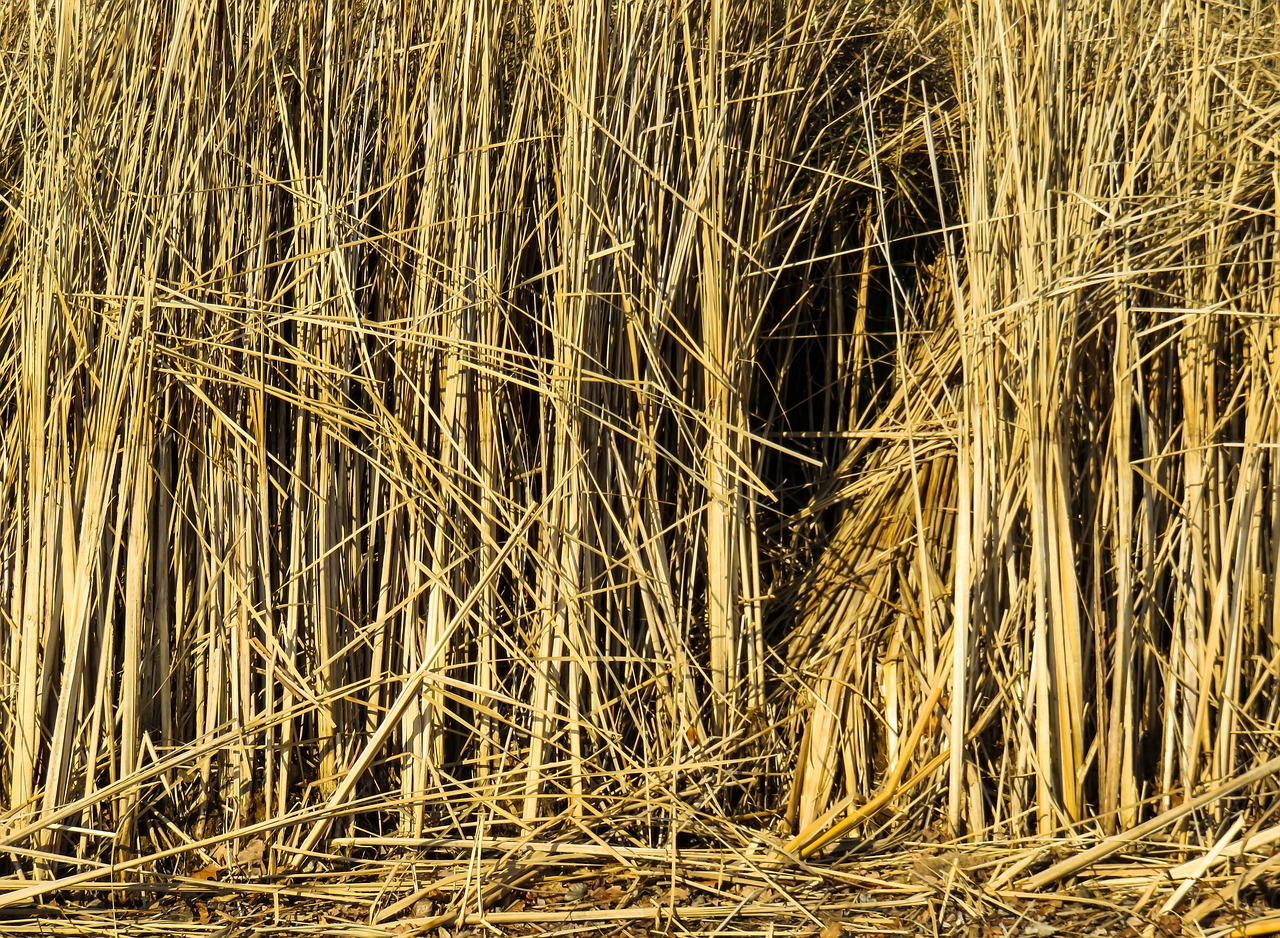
[0, 0, 947, 888]
[787, 0, 1280, 853]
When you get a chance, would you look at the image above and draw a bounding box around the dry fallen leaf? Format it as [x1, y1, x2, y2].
[820, 919, 846, 938]
[236, 838, 267, 866]
[190, 864, 220, 882]
[411, 897, 435, 918]
[590, 884, 624, 903]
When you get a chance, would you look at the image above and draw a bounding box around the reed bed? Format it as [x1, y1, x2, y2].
[787, 0, 1280, 854]
[0, 0, 1279, 921]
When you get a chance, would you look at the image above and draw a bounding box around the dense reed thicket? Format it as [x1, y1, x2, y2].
[0, 0, 1277, 892]
[787, 0, 1280, 854]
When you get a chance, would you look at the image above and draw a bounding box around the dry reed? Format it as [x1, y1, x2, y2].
[0, 0, 1278, 911]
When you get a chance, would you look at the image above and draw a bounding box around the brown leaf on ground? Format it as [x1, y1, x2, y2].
[590, 884, 624, 903]
[411, 897, 435, 918]
[820, 919, 846, 938]
[237, 838, 267, 866]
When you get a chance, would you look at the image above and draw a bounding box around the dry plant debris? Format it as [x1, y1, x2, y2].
[2, 843, 1280, 937]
